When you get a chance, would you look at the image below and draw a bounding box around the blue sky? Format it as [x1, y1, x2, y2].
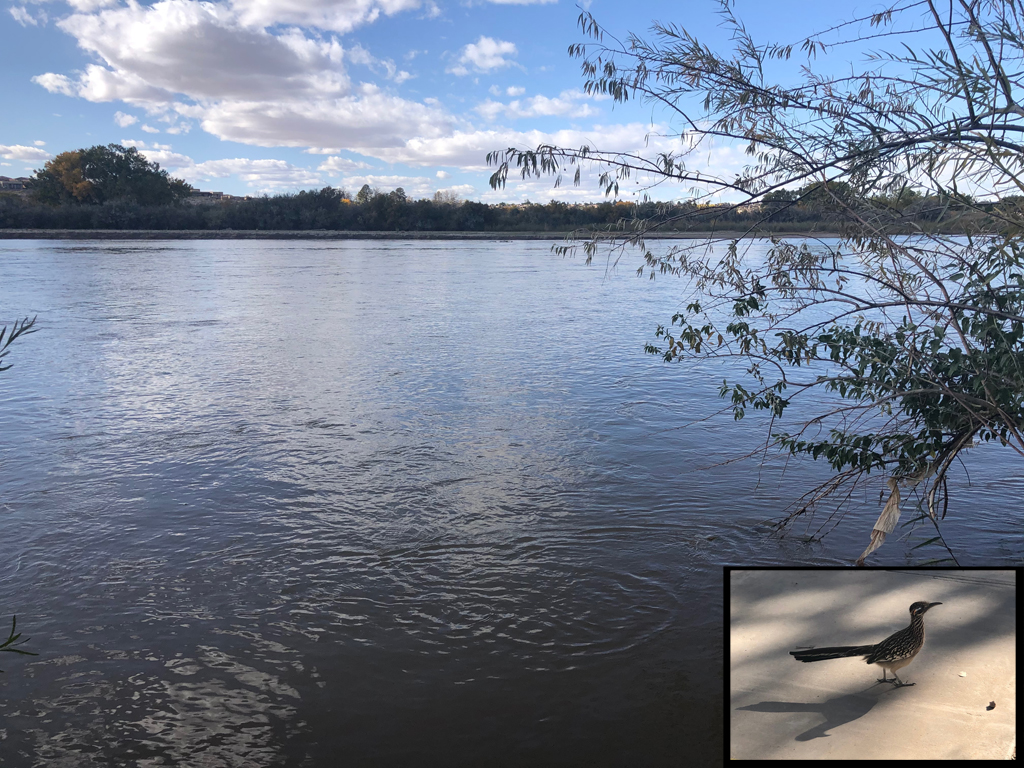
[2, 0, 874, 201]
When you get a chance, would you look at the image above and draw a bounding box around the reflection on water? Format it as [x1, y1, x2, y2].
[0, 239, 1018, 765]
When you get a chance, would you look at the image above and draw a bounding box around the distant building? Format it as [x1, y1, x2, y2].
[188, 189, 239, 204]
[189, 189, 223, 203]
[0, 176, 32, 193]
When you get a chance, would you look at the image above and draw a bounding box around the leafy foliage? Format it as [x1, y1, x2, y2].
[1, 319, 37, 669]
[489, 0, 1024, 563]
[0, 616, 37, 672]
[0, 315, 37, 373]
[32, 144, 191, 206]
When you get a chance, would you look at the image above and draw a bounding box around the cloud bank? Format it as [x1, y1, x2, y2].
[27, 0, 728, 200]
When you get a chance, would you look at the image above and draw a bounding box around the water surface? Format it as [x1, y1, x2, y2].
[0, 239, 1019, 766]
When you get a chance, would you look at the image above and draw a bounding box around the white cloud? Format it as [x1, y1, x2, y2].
[346, 43, 412, 83]
[140, 124, 160, 133]
[476, 90, 599, 121]
[9, 5, 45, 26]
[28, 0, 717, 200]
[486, 0, 556, 4]
[191, 158, 322, 190]
[47, 0, 349, 104]
[489, 85, 524, 98]
[121, 140, 173, 151]
[0, 144, 52, 162]
[9, 6, 33, 27]
[142, 150, 199, 171]
[346, 44, 374, 66]
[193, 88, 454, 151]
[448, 36, 517, 76]
[471, 133, 751, 203]
[229, 0, 422, 35]
[34, 64, 176, 103]
[35, 0, 447, 156]
[33, 140, 46, 147]
[474, 100, 505, 121]
[376, 123, 686, 171]
[32, 72, 76, 97]
[441, 183, 474, 195]
[120, 141, 193, 173]
[317, 155, 376, 173]
[435, 170, 450, 179]
[66, 0, 119, 10]
[125, 143, 323, 192]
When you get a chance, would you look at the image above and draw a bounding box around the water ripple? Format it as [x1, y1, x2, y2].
[0, 239, 1015, 764]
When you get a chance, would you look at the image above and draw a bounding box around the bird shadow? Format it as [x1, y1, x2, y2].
[736, 685, 904, 741]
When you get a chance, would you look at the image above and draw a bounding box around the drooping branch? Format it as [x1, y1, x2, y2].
[488, 0, 1024, 564]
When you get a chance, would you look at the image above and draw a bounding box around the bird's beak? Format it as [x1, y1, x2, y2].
[926, 602, 943, 610]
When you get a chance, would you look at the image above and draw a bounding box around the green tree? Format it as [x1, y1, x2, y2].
[30, 150, 95, 204]
[33, 144, 191, 206]
[355, 183, 376, 205]
[489, 1, 1024, 564]
[1, 316, 38, 670]
[432, 189, 462, 206]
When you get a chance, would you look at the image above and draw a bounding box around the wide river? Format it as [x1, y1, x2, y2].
[0, 239, 1020, 766]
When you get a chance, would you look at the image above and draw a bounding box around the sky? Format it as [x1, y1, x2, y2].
[1, 0, 883, 202]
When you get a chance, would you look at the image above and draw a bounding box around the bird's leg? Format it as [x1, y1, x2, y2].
[888, 671, 915, 688]
[876, 668, 914, 687]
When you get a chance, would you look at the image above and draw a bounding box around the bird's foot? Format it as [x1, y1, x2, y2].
[877, 677, 914, 687]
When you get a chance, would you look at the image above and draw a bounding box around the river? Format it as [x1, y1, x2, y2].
[0, 239, 1019, 766]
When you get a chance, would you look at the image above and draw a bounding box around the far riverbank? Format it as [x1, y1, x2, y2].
[0, 229, 841, 240]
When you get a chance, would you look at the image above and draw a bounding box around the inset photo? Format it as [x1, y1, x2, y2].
[727, 567, 1016, 760]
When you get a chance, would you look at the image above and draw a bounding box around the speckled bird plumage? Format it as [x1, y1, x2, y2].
[789, 601, 942, 687]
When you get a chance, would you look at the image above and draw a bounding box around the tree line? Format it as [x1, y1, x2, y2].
[0, 143, 1012, 233]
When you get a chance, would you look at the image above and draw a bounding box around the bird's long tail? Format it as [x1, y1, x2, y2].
[789, 645, 876, 662]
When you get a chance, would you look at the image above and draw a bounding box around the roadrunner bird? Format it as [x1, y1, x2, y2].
[790, 601, 942, 688]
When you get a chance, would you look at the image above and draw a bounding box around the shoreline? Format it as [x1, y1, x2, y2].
[0, 229, 843, 241]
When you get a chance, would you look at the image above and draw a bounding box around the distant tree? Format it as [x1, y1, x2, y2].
[762, 190, 799, 204]
[355, 184, 377, 205]
[488, 1, 1024, 564]
[31, 150, 95, 204]
[792, 181, 855, 213]
[432, 189, 462, 206]
[33, 144, 191, 206]
[877, 188, 925, 212]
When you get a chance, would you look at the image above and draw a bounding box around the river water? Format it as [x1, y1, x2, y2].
[0, 239, 1019, 766]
